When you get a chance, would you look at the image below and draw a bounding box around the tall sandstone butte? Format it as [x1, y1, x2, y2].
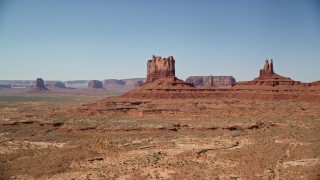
[259, 59, 274, 77]
[237, 59, 302, 86]
[35, 78, 47, 90]
[146, 55, 175, 83]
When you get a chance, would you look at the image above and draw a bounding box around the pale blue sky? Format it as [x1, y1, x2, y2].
[0, 0, 319, 82]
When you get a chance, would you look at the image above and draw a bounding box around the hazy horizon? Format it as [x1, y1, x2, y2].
[1, 0, 319, 82]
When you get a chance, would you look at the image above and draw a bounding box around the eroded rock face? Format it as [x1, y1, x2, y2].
[146, 55, 175, 83]
[88, 80, 103, 88]
[259, 59, 274, 77]
[36, 78, 47, 89]
[186, 76, 236, 88]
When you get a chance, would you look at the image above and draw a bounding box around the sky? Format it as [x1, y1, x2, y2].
[0, 0, 319, 82]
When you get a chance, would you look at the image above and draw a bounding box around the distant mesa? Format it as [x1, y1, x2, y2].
[46, 81, 66, 89]
[64, 80, 88, 88]
[0, 84, 11, 88]
[88, 80, 103, 88]
[186, 76, 236, 88]
[237, 59, 302, 86]
[103, 78, 145, 89]
[310, 80, 320, 86]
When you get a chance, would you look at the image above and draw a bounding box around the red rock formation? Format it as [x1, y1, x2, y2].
[122, 56, 195, 98]
[88, 80, 103, 88]
[259, 59, 274, 77]
[237, 59, 303, 86]
[146, 55, 175, 83]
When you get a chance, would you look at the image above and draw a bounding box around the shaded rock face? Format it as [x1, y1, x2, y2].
[186, 76, 236, 88]
[36, 78, 47, 89]
[310, 81, 320, 86]
[46, 82, 66, 88]
[0, 84, 11, 88]
[88, 80, 103, 88]
[146, 55, 175, 83]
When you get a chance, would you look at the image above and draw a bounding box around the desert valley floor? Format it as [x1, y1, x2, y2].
[0, 90, 319, 179]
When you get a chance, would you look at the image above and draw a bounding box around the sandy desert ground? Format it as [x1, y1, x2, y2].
[0, 91, 319, 179]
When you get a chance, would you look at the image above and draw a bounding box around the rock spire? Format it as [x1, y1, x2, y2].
[259, 59, 274, 77]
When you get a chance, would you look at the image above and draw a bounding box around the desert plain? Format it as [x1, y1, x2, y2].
[1, 57, 320, 179]
[0, 89, 319, 179]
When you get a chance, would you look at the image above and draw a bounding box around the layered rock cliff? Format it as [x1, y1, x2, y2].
[186, 76, 236, 88]
[146, 55, 175, 83]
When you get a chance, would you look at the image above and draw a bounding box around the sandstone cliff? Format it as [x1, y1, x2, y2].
[186, 76, 236, 88]
[146, 55, 175, 83]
